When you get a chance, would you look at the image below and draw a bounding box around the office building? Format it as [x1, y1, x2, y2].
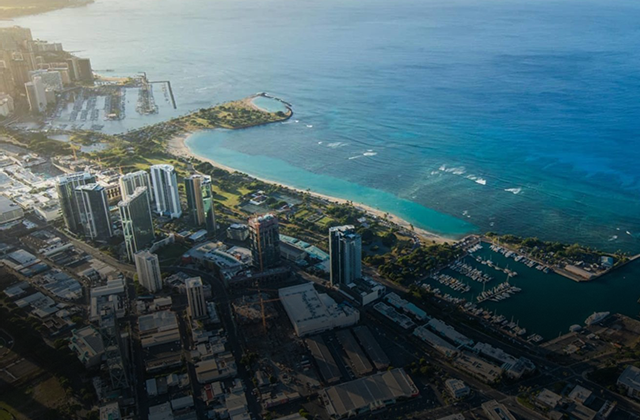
[0, 26, 33, 51]
[329, 225, 362, 287]
[10, 52, 33, 89]
[185, 174, 215, 233]
[248, 214, 280, 271]
[481, 400, 517, 420]
[25, 76, 47, 114]
[77, 58, 93, 82]
[227, 223, 249, 241]
[0, 62, 16, 97]
[28, 69, 63, 91]
[0, 195, 23, 224]
[119, 170, 152, 202]
[68, 326, 104, 368]
[186, 277, 207, 320]
[618, 365, 640, 399]
[31, 40, 63, 53]
[445, 379, 470, 399]
[134, 251, 162, 293]
[0, 93, 14, 117]
[279, 283, 360, 337]
[150, 164, 181, 219]
[56, 172, 96, 234]
[66, 58, 78, 81]
[75, 183, 113, 241]
[118, 187, 154, 261]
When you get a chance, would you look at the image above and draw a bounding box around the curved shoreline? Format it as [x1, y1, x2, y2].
[167, 131, 456, 244]
[248, 92, 294, 115]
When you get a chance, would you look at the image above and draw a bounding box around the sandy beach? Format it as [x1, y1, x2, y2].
[167, 133, 452, 244]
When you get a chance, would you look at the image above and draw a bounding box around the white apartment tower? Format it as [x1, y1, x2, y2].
[119, 170, 152, 202]
[134, 250, 162, 293]
[25, 76, 47, 114]
[150, 164, 181, 219]
[186, 277, 207, 320]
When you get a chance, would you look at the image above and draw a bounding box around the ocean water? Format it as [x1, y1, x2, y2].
[13, 0, 640, 251]
[428, 245, 640, 339]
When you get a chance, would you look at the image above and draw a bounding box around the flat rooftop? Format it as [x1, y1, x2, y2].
[322, 369, 418, 418]
[306, 335, 341, 384]
[139, 310, 178, 334]
[352, 326, 389, 371]
[336, 329, 373, 376]
[0, 195, 21, 213]
[279, 283, 359, 336]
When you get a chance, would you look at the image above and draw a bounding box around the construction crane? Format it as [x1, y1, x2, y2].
[247, 287, 281, 330]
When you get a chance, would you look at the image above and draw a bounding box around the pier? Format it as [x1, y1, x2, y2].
[450, 259, 493, 283]
[150, 80, 177, 109]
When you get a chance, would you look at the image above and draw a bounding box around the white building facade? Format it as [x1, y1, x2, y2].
[150, 164, 181, 219]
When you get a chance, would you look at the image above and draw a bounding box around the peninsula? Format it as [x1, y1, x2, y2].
[0, 0, 94, 19]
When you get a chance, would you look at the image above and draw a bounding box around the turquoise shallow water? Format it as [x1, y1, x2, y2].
[186, 130, 474, 237]
[251, 96, 288, 114]
[12, 0, 640, 252]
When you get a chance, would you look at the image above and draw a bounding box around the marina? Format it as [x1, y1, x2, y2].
[449, 260, 493, 283]
[476, 281, 521, 303]
[488, 244, 550, 273]
[429, 273, 471, 293]
[430, 242, 640, 341]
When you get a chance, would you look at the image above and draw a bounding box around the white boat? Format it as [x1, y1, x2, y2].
[585, 311, 610, 326]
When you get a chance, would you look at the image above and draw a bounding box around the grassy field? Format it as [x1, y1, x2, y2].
[180, 97, 292, 131]
[0, 376, 67, 420]
[214, 186, 252, 208]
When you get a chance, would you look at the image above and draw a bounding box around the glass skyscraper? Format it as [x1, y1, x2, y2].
[118, 186, 154, 261]
[56, 171, 96, 234]
[185, 174, 216, 233]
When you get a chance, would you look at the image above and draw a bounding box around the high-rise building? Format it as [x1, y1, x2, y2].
[248, 214, 280, 271]
[25, 76, 47, 114]
[185, 277, 207, 320]
[0, 61, 16, 97]
[31, 40, 63, 53]
[150, 164, 181, 219]
[10, 52, 33, 88]
[0, 27, 35, 93]
[66, 58, 78, 81]
[119, 170, 152, 202]
[185, 174, 215, 233]
[0, 27, 33, 51]
[118, 187, 155, 261]
[56, 172, 96, 234]
[75, 183, 113, 242]
[134, 251, 162, 293]
[28, 69, 63, 91]
[77, 58, 93, 83]
[0, 93, 14, 117]
[329, 225, 362, 287]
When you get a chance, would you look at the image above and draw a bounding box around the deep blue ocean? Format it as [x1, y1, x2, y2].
[13, 0, 640, 252]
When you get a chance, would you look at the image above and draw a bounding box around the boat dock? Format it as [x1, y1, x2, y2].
[473, 255, 519, 277]
[429, 273, 471, 293]
[488, 244, 546, 274]
[450, 260, 493, 283]
[476, 281, 522, 303]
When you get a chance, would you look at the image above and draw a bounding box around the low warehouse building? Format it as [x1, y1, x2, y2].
[321, 368, 419, 418]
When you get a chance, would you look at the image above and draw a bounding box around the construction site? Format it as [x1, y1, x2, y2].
[232, 293, 279, 326]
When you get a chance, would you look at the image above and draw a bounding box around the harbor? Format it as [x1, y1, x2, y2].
[422, 242, 640, 341]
